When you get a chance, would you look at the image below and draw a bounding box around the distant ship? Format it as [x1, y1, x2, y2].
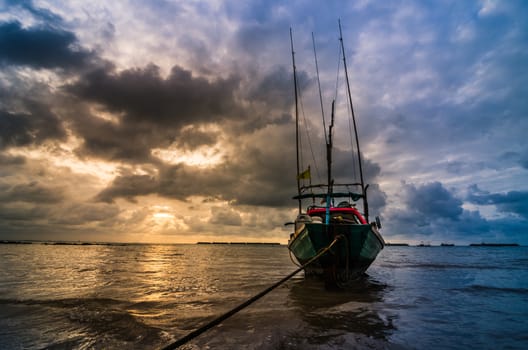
[469, 243, 519, 247]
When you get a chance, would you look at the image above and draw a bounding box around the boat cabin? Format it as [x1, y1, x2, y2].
[306, 202, 367, 225]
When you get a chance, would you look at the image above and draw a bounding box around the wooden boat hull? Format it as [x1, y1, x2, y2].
[288, 223, 384, 284]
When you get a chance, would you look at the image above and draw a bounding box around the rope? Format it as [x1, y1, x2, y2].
[159, 237, 342, 350]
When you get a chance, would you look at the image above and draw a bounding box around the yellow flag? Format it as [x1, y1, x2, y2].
[298, 167, 311, 180]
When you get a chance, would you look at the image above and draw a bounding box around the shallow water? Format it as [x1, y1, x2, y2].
[0, 243, 527, 349]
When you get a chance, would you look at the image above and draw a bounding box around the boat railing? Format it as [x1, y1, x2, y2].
[299, 183, 363, 191]
[293, 191, 363, 201]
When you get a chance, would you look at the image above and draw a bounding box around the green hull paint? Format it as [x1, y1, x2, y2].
[288, 223, 384, 280]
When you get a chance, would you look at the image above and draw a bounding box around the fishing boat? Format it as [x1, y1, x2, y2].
[287, 23, 384, 286]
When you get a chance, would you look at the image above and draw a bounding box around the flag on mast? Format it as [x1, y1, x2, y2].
[298, 166, 311, 180]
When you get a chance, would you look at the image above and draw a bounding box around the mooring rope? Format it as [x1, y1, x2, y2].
[159, 236, 342, 350]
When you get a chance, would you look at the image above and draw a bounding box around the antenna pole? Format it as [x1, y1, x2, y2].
[339, 20, 369, 221]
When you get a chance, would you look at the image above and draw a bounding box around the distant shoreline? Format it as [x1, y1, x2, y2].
[196, 242, 281, 245]
[469, 243, 519, 247]
[0, 240, 283, 246]
[0, 240, 130, 246]
[385, 242, 521, 247]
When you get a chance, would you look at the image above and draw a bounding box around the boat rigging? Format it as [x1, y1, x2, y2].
[288, 22, 385, 286]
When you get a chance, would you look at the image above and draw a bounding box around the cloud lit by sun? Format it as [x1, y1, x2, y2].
[151, 146, 225, 168]
[152, 212, 174, 220]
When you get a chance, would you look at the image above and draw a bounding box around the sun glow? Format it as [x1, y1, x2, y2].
[151, 124, 227, 168]
[151, 205, 175, 221]
[152, 212, 174, 219]
[6, 138, 117, 185]
[151, 146, 224, 168]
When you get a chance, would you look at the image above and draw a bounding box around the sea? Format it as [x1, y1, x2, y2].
[0, 243, 527, 350]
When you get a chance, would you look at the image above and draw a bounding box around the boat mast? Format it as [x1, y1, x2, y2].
[327, 101, 335, 193]
[325, 101, 335, 225]
[290, 28, 302, 213]
[338, 20, 369, 222]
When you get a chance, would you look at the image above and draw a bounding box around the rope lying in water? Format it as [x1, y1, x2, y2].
[159, 236, 341, 350]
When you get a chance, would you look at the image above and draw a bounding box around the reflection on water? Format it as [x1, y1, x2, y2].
[286, 276, 396, 348]
[1, 244, 527, 349]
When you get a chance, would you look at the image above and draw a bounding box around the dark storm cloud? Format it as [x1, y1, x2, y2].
[175, 127, 219, 150]
[0, 104, 66, 150]
[70, 111, 157, 162]
[96, 174, 158, 203]
[95, 128, 298, 207]
[94, 165, 229, 204]
[0, 181, 63, 204]
[247, 66, 294, 109]
[0, 201, 121, 238]
[69, 104, 219, 163]
[64, 63, 248, 162]
[386, 181, 465, 236]
[0, 21, 94, 70]
[405, 182, 463, 220]
[332, 148, 382, 183]
[0, 153, 25, 166]
[209, 207, 242, 226]
[67, 64, 241, 126]
[365, 183, 386, 218]
[93, 116, 387, 211]
[520, 150, 528, 170]
[325, 147, 386, 215]
[0, 204, 49, 222]
[386, 181, 528, 243]
[5, 0, 63, 24]
[65, 61, 304, 163]
[467, 185, 528, 220]
[49, 203, 121, 225]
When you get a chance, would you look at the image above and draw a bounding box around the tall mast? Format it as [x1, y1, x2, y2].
[312, 32, 328, 145]
[327, 100, 335, 193]
[325, 100, 335, 225]
[339, 20, 369, 221]
[290, 28, 302, 212]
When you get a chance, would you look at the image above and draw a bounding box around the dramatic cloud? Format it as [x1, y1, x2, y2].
[405, 182, 463, 220]
[67, 64, 241, 126]
[467, 185, 528, 220]
[0, 104, 66, 150]
[209, 206, 242, 226]
[0, 21, 94, 70]
[0, 181, 63, 204]
[386, 181, 528, 244]
[0, 0, 527, 244]
[387, 182, 464, 235]
[95, 123, 298, 208]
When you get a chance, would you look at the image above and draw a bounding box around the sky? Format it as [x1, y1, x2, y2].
[0, 0, 527, 245]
